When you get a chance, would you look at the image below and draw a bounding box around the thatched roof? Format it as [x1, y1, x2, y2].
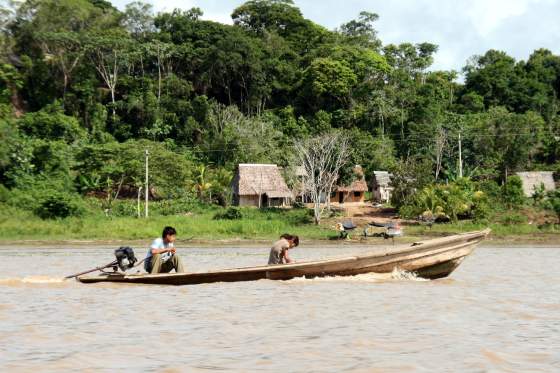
[515, 171, 556, 197]
[232, 164, 293, 198]
[336, 165, 369, 192]
[372, 171, 393, 187]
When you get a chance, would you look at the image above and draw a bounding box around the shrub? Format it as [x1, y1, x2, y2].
[111, 200, 138, 217]
[478, 179, 501, 201]
[544, 190, 560, 222]
[73, 140, 196, 198]
[292, 201, 305, 209]
[213, 207, 243, 220]
[502, 175, 525, 208]
[500, 212, 528, 225]
[18, 103, 85, 143]
[35, 193, 84, 219]
[398, 178, 499, 223]
[0, 184, 9, 203]
[151, 197, 204, 216]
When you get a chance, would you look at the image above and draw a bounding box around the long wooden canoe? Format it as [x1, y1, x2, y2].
[77, 229, 490, 285]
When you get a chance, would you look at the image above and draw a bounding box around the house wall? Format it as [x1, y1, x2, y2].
[268, 198, 286, 207]
[236, 195, 260, 207]
[330, 191, 365, 204]
[374, 187, 393, 203]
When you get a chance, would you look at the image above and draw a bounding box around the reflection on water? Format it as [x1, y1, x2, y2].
[1, 244, 559, 372]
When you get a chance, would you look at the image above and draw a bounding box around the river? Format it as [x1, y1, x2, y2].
[0, 244, 559, 372]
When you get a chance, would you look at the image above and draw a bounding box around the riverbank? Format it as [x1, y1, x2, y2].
[1, 217, 559, 247]
[1, 202, 558, 245]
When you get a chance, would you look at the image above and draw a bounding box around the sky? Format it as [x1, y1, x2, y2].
[111, 0, 560, 75]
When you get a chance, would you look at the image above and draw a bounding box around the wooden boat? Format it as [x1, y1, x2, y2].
[77, 229, 490, 285]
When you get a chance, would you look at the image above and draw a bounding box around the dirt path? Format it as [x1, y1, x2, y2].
[332, 204, 401, 226]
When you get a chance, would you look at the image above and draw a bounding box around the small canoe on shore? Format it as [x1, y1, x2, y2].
[77, 229, 490, 286]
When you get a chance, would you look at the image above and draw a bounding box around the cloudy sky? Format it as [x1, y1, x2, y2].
[112, 0, 560, 74]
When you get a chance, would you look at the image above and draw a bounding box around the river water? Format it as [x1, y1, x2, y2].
[0, 244, 559, 372]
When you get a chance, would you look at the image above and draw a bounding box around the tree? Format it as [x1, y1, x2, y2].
[302, 57, 357, 110]
[144, 40, 176, 105]
[469, 107, 545, 180]
[122, 1, 154, 40]
[232, 0, 305, 37]
[463, 50, 519, 110]
[295, 132, 350, 224]
[339, 11, 381, 50]
[17, 102, 85, 142]
[193, 165, 212, 201]
[87, 30, 135, 120]
[17, 0, 113, 102]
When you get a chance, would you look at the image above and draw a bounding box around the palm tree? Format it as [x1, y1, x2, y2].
[193, 165, 212, 201]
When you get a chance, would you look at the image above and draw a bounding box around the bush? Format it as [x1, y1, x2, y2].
[478, 180, 501, 201]
[35, 193, 84, 219]
[111, 200, 138, 217]
[0, 184, 9, 203]
[544, 190, 560, 222]
[500, 212, 528, 225]
[151, 197, 204, 216]
[213, 207, 243, 220]
[292, 201, 305, 209]
[398, 178, 498, 222]
[74, 139, 196, 198]
[18, 103, 85, 143]
[502, 176, 525, 208]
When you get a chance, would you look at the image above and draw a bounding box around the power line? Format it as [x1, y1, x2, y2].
[175, 130, 559, 153]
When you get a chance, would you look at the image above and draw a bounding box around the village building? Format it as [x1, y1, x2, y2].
[371, 171, 393, 203]
[331, 166, 368, 204]
[515, 171, 556, 197]
[231, 164, 293, 207]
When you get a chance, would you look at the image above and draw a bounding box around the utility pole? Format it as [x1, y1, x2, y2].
[458, 132, 463, 178]
[145, 149, 149, 218]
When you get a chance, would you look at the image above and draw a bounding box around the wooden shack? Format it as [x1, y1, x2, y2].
[371, 171, 393, 203]
[231, 164, 293, 207]
[331, 166, 368, 204]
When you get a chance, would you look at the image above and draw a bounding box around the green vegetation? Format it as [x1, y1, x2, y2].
[0, 0, 558, 241]
[0, 200, 328, 241]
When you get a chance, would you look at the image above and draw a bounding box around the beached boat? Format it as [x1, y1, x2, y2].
[77, 229, 490, 285]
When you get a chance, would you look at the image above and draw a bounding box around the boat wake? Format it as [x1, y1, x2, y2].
[0, 276, 66, 286]
[286, 268, 428, 283]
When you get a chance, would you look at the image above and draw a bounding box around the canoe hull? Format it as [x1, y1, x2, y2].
[78, 229, 489, 285]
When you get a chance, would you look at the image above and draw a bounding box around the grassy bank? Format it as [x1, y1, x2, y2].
[1, 203, 559, 244]
[0, 204, 331, 242]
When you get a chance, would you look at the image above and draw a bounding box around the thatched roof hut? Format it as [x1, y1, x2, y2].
[232, 164, 293, 207]
[332, 165, 368, 204]
[515, 171, 556, 197]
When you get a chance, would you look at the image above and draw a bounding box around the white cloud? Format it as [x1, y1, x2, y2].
[152, 0, 197, 12]
[465, 0, 554, 36]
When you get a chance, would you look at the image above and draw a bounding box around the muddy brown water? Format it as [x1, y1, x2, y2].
[0, 244, 559, 372]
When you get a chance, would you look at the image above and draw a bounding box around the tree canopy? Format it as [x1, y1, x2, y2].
[0, 0, 558, 215]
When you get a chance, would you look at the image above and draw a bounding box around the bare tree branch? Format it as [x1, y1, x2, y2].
[295, 132, 350, 224]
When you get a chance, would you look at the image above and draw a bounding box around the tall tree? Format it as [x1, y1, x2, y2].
[339, 11, 381, 50]
[87, 30, 135, 120]
[295, 132, 350, 224]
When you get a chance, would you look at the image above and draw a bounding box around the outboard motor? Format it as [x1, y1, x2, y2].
[114, 247, 138, 272]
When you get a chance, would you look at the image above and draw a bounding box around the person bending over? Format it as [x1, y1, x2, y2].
[268, 234, 299, 265]
[145, 226, 185, 274]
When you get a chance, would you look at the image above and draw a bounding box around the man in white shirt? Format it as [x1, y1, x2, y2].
[144, 226, 185, 274]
